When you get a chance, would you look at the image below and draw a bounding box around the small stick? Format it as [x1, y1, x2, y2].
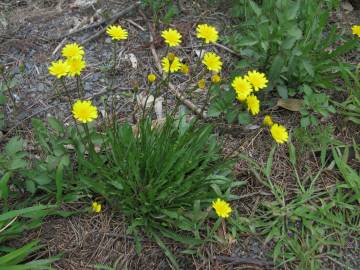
[125, 19, 146, 31]
[81, 2, 141, 45]
[214, 42, 241, 58]
[0, 217, 17, 233]
[214, 255, 274, 268]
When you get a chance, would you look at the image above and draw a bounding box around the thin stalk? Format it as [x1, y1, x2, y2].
[110, 41, 118, 126]
[60, 78, 74, 109]
[1, 73, 16, 107]
[83, 123, 96, 157]
[75, 76, 83, 98]
[200, 81, 214, 115]
[60, 78, 83, 138]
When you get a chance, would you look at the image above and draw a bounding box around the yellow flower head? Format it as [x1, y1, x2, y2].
[270, 124, 289, 144]
[245, 70, 268, 91]
[202, 52, 222, 72]
[212, 198, 232, 218]
[72, 100, 98, 123]
[196, 24, 219, 44]
[66, 57, 86, 77]
[91, 202, 102, 213]
[161, 56, 182, 73]
[246, 95, 260, 115]
[211, 74, 221, 84]
[106, 25, 128, 41]
[147, 73, 157, 82]
[352, 25, 360, 38]
[62, 43, 84, 59]
[232, 76, 253, 101]
[48, 59, 69, 79]
[180, 63, 190, 74]
[263, 115, 274, 126]
[161, 28, 182, 47]
[198, 79, 206, 89]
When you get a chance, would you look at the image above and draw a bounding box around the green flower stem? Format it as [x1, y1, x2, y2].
[190, 40, 206, 83]
[83, 123, 96, 157]
[109, 41, 118, 126]
[164, 45, 169, 60]
[150, 72, 170, 118]
[201, 81, 214, 115]
[163, 72, 171, 114]
[63, 78, 85, 145]
[60, 78, 74, 109]
[75, 76, 83, 98]
[1, 73, 16, 108]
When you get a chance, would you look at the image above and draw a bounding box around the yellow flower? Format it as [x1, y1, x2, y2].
[211, 74, 221, 84]
[48, 59, 69, 78]
[161, 56, 182, 73]
[161, 28, 182, 47]
[180, 63, 190, 74]
[245, 70, 268, 91]
[196, 24, 219, 44]
[270, 124, 289, 144]
[232, 76, 253, 101]
[91, 202, 102, 213]
[147, 73, 156, 82]
[198, 79, 206, 89]
[202, 52, 222, 72]
[62, 43, 84, 59]
[66, 57, 86, 77]
[263, 115, 274, 126]
[246, 95, 260, 115]
[212, 198, 232, 218]
[72, 100, 98, 123]
[352, 25, 360, 38]
[106, 25, 128, 41]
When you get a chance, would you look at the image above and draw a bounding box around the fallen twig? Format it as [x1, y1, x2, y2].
[214, 255, 274, 268]
[139, 10, 206, 119]
[214, 42, 241, 58]
[81, 2, 141, 45]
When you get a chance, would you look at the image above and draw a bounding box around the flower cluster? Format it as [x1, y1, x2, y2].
[263, 115, 289, 144]
[159, 25, 222, 79]
[232, 70, 268, 116]
[48, 43, 86, 78]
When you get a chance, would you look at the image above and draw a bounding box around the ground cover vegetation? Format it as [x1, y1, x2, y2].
[0, 0, 359, 269]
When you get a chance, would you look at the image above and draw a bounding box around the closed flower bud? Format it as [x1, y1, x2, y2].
[198, 79, 206, 89]
[167, 53, 175, 62]
[180, 64, 189, 74]
[211, 74, 221, 83]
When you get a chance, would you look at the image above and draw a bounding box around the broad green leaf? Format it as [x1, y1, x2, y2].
[238, 112, 251, 125]
[269, 55, 284, 81]
[5, 137, 24, 157]
[276, 85, 288, 99]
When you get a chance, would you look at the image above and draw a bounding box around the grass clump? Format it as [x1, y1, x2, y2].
[78, 117, 237, 265]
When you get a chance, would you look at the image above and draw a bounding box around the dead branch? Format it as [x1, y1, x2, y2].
[81, 2, 141, 45]
[214, 255, 274, 268]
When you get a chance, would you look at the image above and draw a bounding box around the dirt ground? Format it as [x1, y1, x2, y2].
[1, 0, 360, 269]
